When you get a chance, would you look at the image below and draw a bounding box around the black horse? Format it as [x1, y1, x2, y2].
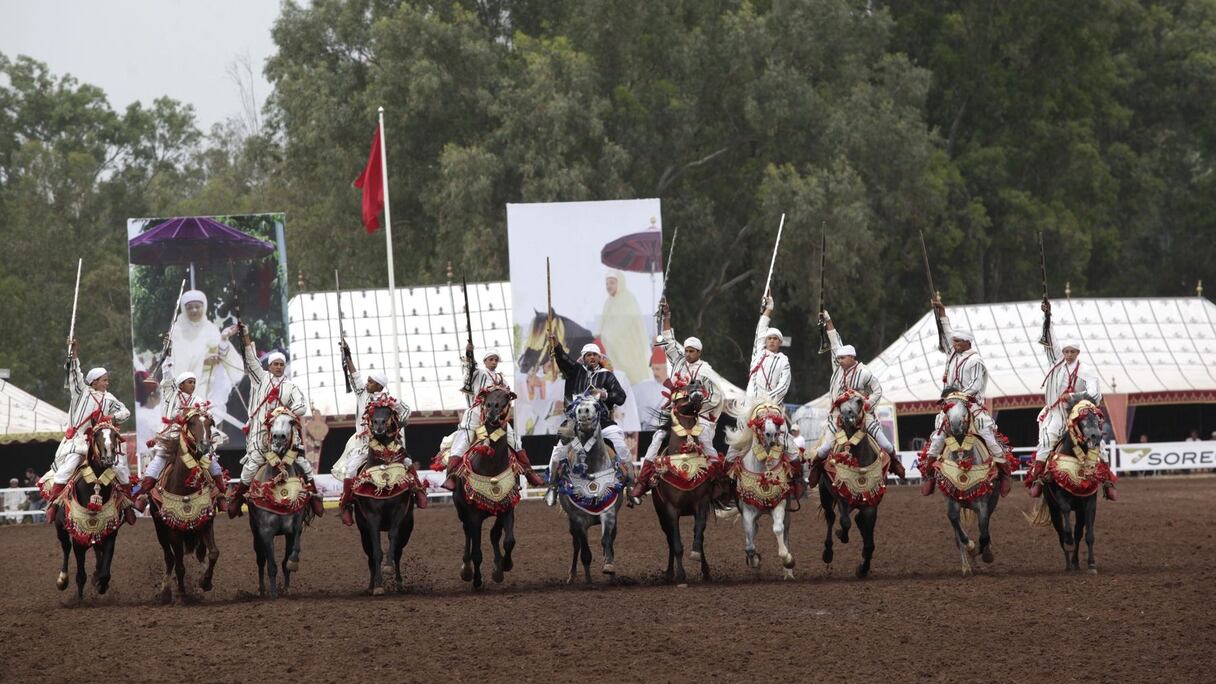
[452, 387, 520, 590]
[52, 419, 129, 600]
[816, 391, 887, 579]
[352, 402, 418, 595]
[247, 407, 313, 598]
[1040, 398, 1108, 573]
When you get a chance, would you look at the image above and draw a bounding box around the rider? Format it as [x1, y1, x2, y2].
[747, 295, 791, 404]
[133, 365, 229, 512]
[629, 298, 721, 499]
[44, 339, 132, 522]
[337, 354, 419, 525]
[463, 343, 507, 397]
[228, 323, 323, 517]
[546, 335, 634, 491]
[1026, 299, 1116, 500]
[806, 310, 904, 486]
[919, 295, 1013, 496]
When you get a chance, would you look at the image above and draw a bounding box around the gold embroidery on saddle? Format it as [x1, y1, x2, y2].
[462, 466, 519, 503]
[656, 452, 711, 489]
[79, 466, 118, 487]
[474, 425, 507, 444]
[153, 485, 217, 531]
[733, 464, 790, 509]
[671, 421, 702, 439]
[356, 462, 415, 495]
[64, 495, 122, 546]
[937, 446, 997, 493]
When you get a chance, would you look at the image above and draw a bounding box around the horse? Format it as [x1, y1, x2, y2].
[350, 398, 419, 595]
[724, 401, 798, 579]
[148, 407, 222, 603]
[554, 390, 626, 584]
[51, 417, 129, 600]
[517, 310, 595, 377]
[1030, 398, 1113, 573]
[245, 406, 314, 598]
[650, 379, 719, 585]
[816, 390, 892, 579]
[451, 386, 524, 590]
[919, 392, 1010, 576]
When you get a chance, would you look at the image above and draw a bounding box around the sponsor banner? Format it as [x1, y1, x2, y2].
[1108, 441, 1216, 472]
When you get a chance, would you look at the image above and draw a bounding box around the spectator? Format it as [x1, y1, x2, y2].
[3, 478, 27, 524]
[1186, 429, 1201, 442]
[1138, 434, 1150, 443]
[1210, 431, 1216, 441]
[22, 468, 44, 523]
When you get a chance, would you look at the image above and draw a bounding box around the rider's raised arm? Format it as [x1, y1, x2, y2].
[242, 342, 267, 384]
[827, 328, 844, 369]
[752, 313, 771, 360]
[658, 328, 683, 368]
[350, 370, 367, 399]
[551, 341, 578, 378]
[67, 356, 86, 401]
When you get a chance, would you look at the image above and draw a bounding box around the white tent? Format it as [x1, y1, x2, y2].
[288, 282, 515, 423]
[0, 379, 68, 444]
[809, 296, 1216, 415]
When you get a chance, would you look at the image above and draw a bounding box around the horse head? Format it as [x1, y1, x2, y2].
[267, 407, 298, 455]
[87, 417, 122, 469]
[366, 399, 400, 445]
[663, 378, 703, 429]
[747, 402, 787, 451]
[1066, 397, 1105, 451]
[834, 389, 869, 435]
[941, 390, 973, 444]
[478, 385, 516, 430]
[568, 390, 605, 442]
[180, 407, 214, 458]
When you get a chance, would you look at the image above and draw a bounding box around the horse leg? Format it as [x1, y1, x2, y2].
[567, 522, 581, 584]
[368, 512, 385, 595]
[1084, 495, 1097, 573]
[467, 515, 485, 590]
[978, 498, 996, 564]
[282, 527, 298, 595]
[773, 503, 795, 580]
[200, 524, 219, 592]
[1046, 489, 1072, 571]
[694, 498, 711, 581]
[855, 506, 876, 579]
[946, 500, 973, 577]
[577, 520, 594, 584]
[668, 506, 687, 585]
[72, 542, 88, 601]
[1058, 492, 1079, 570]
[261, 527, 280, 599]
[253, 522, 268, 597]
[600, 508, 618, 576]
[285, 516, 301, 572]
[56, 522, 71, 591]
[490, 515, 507, 584]
[156, 522, 175, 604]
[1070, 498, 1087, 573]
[819, 484, 836, 570]
[95, 534, 116, 595]
[501, 508, 516, 574]
[835, 500, 852, 544]
[393, 505, 414, 592]
[742, 504, 761, 570]
[655, 500, 678, 584]
[459, 508, 474, 583]
[172, 536, 187, 601]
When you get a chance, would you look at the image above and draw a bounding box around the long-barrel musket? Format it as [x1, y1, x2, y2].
[654, 225, 678, 334]
[761, 213, 786, 304]
[545, 257, 554, 355]
[149, 278, 187, 381]
[918, 230, 947, 353]
[460, 277, 476, 395]
[335, 270, 354, 393]
[817, 224, 831, 354]
[1037, 231, 1053, 348]
[64, 258, 83, 389]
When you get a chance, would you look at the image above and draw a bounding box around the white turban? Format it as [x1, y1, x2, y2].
[836, 345, 857, 358]
[950, 329, 975, 343]
[482, 349, 501, 362]
[180, 290, 206, 307]
[174, 371, 196, 387]
[580, 343, 602, 357]
[85, 367, 108, 384]
[765, 327, 784, 342]
[683, 337, 703, 351]
[1061, 339, 1082, 351]
[367, 371, 389, 390]
[265, 351, 286, 365]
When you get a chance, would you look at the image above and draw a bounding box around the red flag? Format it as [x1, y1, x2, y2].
[354, 126, 384, 233]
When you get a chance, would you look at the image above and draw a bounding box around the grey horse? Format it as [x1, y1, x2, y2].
[1040, 397, 1107, 573]
[935, 394, 1003, 576]
[247, 408, 311, 599]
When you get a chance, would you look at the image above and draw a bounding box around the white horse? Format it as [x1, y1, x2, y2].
[723, 401, 799, 579]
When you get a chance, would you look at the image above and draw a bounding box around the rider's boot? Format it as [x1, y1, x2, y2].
[513, 449, 546, 487]
[133, 475, 157, 512]
[806, 456, 825, 488]
[408, 464, 428, 509]
[227, 482, 248, 519]
[442, 456, 463, 491]
[1102, 481, 1118, 501]
[919, 458, 937, 496]
[997, 467, 1012, 497]
[1026, 460, 1046, 498]
[117, 485, 137, 525]
[306, 478, 325, 517]
[44, 482, 67, 523]
[340, 478, 355, 527]
[887, 452, 906, 480]
[629, 460, 656, 499]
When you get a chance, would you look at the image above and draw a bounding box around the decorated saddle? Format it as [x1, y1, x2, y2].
[923, 432, 1012, 502]
[1046, 401, 1116, 497]
[354, 437, 420, 500]
[824, 429, 890, 507]
[455, 436, 528, 515]
[557, 442, 626, 515]
[151, 457, 220, 532]
[656, 442, 720, 491]
[61, 464, 129, 546]
[248, 449, 314, 514]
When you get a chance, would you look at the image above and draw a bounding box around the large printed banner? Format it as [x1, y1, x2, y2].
[1107, 441, 1216, 472]
[126, 214, 291, 453]
[507, 199, 664, 438]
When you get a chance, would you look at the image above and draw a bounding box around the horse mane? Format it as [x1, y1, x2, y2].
[725, 399, 785, 450]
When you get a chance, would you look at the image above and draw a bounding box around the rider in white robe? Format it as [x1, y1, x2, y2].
[746, 295, 791, 404]
[336, 361, 416, 525]
[1027, 300, 1116, 500]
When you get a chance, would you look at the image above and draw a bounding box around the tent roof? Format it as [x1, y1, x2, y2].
[822, 297, 1216, 414]
[0, 379, 69, 444]
[288, 282, 515, 421]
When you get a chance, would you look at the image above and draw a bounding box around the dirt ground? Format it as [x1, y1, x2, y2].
[1, 476, 1212, 683]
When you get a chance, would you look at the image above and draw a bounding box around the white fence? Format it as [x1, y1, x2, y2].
[5, 440, 1215, 522]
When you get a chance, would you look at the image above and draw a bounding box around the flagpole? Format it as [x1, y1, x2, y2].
[377, 106, 403, 389]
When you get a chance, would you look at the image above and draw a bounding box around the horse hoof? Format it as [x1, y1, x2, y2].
[372, 586, 385, 596]
[602, 563, 615, 575]
[56, 572, 68, 591]
[782, 569, 795, 581]
[855, 564, 870, 579]
[822, 549, 834, 565]
[200, 578, 213, 592]
[961, 565, 972, 577]
[981, 548, 995, 564]
[966, 540, 979, 556]
[285, 559, 299, 572]
[501, 557, 514, 573]
[836, 529, 849, 544]
[676, 583, 689, 589]
[781, 554, 795, 570]
[689, 551, 702, 562]
[1088, 567, 1098, 575]
[492, 568, 505, 584]
[746, 553, 761, 569]
[460, 563, 473, 582]
[824, 564, 833, 576]
[472, 579, 484, 592]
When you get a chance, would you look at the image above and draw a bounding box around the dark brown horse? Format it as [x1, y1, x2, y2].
[817, 390, 889, 579]
[451, 387, 521, 590]
[351, 400, 418, 595]
[650, 380, 717, 585]
[52, 417, 129, 600]
[148, 408, 221, 603]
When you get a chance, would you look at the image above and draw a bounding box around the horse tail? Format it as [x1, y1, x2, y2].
[1023, 498, 1052, 527]
[714, 505, 741, 524]
[183, 533, 200, 555]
